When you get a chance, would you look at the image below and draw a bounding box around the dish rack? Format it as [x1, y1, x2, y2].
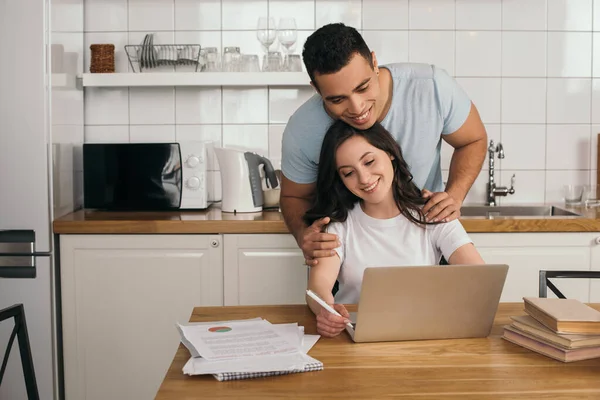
[125, 39, 203, 72]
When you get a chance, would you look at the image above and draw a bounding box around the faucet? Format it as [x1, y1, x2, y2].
[486, 140, 515, 206]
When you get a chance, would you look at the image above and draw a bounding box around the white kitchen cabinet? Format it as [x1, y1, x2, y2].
[220, 232, 600, 306]
[57, 230, 600, 400]
[470, 233, 600, 302]
[223, 234, 308, 305]
[60, 234, 223, 400]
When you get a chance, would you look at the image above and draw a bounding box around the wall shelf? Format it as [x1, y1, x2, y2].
[80, 72, 311, 88]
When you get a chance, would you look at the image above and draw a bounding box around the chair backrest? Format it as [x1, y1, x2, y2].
[0, 304, 39, 400]
[539, 270, 600, 298]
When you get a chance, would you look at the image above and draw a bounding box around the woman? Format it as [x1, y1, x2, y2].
[304, 120, 485, 338]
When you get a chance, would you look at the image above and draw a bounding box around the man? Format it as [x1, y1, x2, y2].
[281, 23, 487, 266]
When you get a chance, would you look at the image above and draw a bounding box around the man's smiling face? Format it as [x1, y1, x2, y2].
[313, 52, 382, 130]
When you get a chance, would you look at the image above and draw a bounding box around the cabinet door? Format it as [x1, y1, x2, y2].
[471, 233, 594, 302]
[60, 234, 223, 400]
[224, 234, 307, 305]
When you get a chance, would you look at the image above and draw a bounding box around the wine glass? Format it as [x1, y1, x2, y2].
[256, 17, 277, 69]
[277, 17, 297, 71]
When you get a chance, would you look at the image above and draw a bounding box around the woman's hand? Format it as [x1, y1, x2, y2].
[316, 303, 351, 338]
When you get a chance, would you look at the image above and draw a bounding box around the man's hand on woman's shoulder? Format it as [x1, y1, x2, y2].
[421, 189, 462, 223]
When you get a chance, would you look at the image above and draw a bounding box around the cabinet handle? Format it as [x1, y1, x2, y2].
[210, 239, 220, 248]
[596, 237, 600, 245]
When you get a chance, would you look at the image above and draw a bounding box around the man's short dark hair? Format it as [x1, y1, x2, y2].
[302, 23, 373, 86]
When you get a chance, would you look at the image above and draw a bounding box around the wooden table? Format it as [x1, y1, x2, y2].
[155, 304, 600, 399]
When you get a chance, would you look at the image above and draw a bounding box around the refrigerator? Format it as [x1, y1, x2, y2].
[0, 0, 59, 399]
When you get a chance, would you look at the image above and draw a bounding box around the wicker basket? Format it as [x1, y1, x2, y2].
[90, 44, 115, 73]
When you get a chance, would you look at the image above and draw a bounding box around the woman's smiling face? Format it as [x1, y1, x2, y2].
[335, 135, 395, 206]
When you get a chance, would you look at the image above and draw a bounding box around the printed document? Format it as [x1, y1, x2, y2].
[177, 319, 300, 361]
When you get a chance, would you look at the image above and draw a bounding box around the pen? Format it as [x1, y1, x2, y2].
[306, 289, 353, 330]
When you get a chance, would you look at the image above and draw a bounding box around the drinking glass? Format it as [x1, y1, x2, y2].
[287, 54, 302, 72]
[241, 54, 260, 72]
[222, 46, 241, 72]
[204, 47, 220, 71]
[262, 51, 282, 72]
[277, 17, 297, 71]
[583, 185, 600, 207]
[256, 17, 277, 67]
[564, 184, 584, 205]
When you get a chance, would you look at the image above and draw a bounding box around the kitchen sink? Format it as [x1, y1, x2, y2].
[460, 205, 582, 218]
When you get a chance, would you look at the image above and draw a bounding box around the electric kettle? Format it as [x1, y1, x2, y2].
[213, 147, 279, 213]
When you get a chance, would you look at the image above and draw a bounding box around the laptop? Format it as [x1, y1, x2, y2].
[345, 264, 509, 343]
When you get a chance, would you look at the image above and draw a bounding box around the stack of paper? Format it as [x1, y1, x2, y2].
[176, 317, 322, 381]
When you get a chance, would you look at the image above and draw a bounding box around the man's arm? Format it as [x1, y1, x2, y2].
[423, 102, 487, 222]
[444, 102, 487, 202]
[279, 175, 314, 243]
[280, 175, 338, 265]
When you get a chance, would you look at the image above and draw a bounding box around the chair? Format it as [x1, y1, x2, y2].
[0, 304, 39, 400]
[539, 270, 600, 298]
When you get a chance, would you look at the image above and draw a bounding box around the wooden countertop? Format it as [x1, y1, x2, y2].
[155, 303, 600, 400]
[53, 204, 600, 234]
[53, 206, 289, 234]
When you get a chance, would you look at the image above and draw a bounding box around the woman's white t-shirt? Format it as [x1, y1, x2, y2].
[327, 204, 473, 304]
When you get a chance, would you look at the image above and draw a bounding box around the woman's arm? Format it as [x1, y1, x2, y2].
[306, 254, 341, 316]
[448, 243, 485, 265]
[428, 219, 485, 265]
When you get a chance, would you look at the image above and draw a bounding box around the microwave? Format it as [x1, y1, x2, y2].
[83, 142, 209, 210]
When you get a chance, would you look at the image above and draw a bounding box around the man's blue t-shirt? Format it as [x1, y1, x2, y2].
[281, 63, 472, 192]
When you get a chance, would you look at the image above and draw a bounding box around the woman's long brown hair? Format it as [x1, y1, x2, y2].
[303, 120, 435, 227]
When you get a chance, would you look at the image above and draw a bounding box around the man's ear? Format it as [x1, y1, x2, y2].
[372, 51, 379, 73]
[310, 80, 320, 94]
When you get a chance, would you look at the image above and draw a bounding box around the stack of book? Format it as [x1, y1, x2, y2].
[503, 297, 600, 362]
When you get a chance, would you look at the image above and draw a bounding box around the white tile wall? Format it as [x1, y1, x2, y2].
[410, 31, 455, 76]
[409, 0, 455, 30]
[84, 0, 128, 32]
[455, 0, 501, 30]
[174, 0, 221, 31]
[363, 0, 408, 30]
[502, 32, 546, 77]
[81, 0, 600, 205]
[316, 0, 361, 28]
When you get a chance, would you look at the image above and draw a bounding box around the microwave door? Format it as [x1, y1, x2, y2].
[0, 230, 49, 279]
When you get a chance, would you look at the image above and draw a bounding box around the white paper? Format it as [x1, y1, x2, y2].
[177, 319, 299, 361]
[177, 318, 322, 377]
[271, 323, 302, 349]
[176, 318, 266, 358]
[302, 334, 320, 353]
[183, 352, 320, 375]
